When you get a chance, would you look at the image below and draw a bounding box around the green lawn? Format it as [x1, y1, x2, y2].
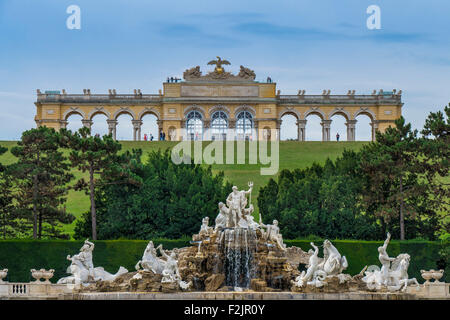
[0, 140, 368, 238]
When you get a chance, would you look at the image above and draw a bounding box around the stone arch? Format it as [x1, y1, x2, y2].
[113, 107, 136, 121]
[234, 105, 256, 118]
[138, 107, 161, 120]
[208, 105, 231, 118]
[88, 107, 111, 120]
[278, 108, 301, 120]
[354, 107, 376, 141]
[304, 107, 326, 120]
[184, 105, 206, 119]
[354, 107, 376, 121]
[328, 107, 351, 121]
[63, 107, 86, 120]
[279, 109, 300, 141]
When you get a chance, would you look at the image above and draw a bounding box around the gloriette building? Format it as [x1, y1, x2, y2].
[34, 57, 403, 141]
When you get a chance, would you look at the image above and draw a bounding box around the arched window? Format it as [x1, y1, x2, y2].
[186, 110, 203, 140]
[236, 111, 253, 140]
[211, 111, 228, 140]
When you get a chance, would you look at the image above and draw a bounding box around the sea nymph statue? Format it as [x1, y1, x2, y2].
[361, 233, 419, 292]
[57, 239, 128, 286]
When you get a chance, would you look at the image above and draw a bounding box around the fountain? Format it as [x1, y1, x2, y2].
[0, 182, 446, 299]
[62, 182, 429, 299]
[221, 227, 257, 289]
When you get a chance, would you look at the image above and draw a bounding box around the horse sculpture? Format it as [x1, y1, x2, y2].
[293, 240, 348, 288]
[318, 239, 348, 275]
[362, 252, 419, 292]
[135, 241, 165, 274]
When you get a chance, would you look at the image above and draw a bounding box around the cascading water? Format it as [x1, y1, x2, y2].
[220, 228, 258, 289]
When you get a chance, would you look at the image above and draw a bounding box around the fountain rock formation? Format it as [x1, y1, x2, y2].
[77, 183, 307, 293]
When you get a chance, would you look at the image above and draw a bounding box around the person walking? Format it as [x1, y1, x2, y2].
[336, 133, 340, 141]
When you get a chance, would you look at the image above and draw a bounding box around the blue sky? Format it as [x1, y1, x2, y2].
[0, 0, 449, 140]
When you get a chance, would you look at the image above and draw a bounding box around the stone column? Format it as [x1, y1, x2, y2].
[275, 119, 282, 141]
[253, 120, 259, 141]
[297, 120, 307, 141]
[157, 120, 163, 140]
[107, 120, 118, 140]
[132, 120, 143, 141]
[346, 120, 357, 141]
[81, 120, 93, 133]
[321, 120, 332, 141]
[370, 120, 379, 141]
[180, 120, 186, 141]
[203, 120, 211, 141]
[228, 119, 236, 141]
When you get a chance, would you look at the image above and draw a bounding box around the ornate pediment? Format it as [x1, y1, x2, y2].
[183, 57, 256, 82]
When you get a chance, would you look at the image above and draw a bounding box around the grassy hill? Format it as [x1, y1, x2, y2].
[0, 141, 368, 238]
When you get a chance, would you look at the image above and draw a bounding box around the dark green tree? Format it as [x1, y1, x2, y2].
[420, 104, 450, 238]
[359, 116, 441, 240]
[258, 150, 381, 240]
[66, 127, 123, 240]
[74, 149, 232, 239]
[10, 127, 75, 239]
[0, 145, 18, 239]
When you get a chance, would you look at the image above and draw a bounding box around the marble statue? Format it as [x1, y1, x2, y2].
[293, 240, 348, 288]
[0, 268, 8, 283]
[240, 204, 260, 230]
[362, 233, 419, 292]
[259, 219, 287, 251]
[133, 243, 191, 290]
[214, 202, 229, 232]
[294, 242, 320, 286]
[158, 246, 192, 290]
[135, 241, 165, 274]
[378, 232, 396, 286]
[226, 182, 253, 228]
[199, 217, 213, 236]
[319, 239, 348, 276]
[57, 239, 128, 285]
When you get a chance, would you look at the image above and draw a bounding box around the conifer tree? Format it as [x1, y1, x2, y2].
[0, 145, 18, 239]
[359, 116, 441, 240]
[10, 127, 74, 239]
[420, 104, 450, 237]
[66, 127, 122, 240]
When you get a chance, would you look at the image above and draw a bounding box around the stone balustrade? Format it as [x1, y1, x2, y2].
[405, 282, 450, 299]
[0, 282, 74, 299]
[37, 92, 401, 105]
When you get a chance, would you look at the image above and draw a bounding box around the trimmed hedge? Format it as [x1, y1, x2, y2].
[0, 239, 189, 283]
[0, 239, 447, 283]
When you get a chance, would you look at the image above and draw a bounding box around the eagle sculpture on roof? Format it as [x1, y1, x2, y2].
[207, 56, 231, 74]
